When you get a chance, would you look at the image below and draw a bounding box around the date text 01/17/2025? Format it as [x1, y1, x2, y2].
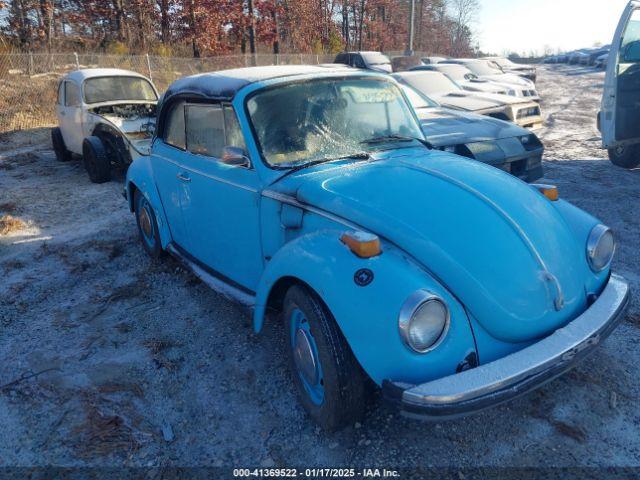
[232, 468, 401, 478]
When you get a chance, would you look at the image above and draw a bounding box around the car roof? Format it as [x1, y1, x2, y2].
[64, 68, 151, 83]
[162, 64, 362, 102]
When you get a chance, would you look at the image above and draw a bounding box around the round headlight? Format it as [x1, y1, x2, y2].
[587, 225, 615, 272]
[399, 291, 450, 353]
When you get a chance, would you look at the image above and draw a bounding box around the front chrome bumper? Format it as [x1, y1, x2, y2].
[383, 273, 630, 420]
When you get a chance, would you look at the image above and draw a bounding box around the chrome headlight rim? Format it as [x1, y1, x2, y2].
[398, 290, 450, 354]
[586, 224, 615, 272]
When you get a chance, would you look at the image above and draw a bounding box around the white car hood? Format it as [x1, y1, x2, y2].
[431, 91, 507, 111]
[460, 79, 507, 94]
[479, 73, 533, 87]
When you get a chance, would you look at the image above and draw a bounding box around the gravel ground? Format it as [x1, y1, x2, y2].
[0, 65, 639, 470]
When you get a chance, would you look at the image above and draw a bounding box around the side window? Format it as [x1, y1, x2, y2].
[223, 106, 247, 152]
[164, 100, 186, 149]
[65, 81, 80, 107]
[621, 9, 640, 63]
[353, 55, 366, 69]
[185, 104, 225, 157]
[57, 82, 65, 105]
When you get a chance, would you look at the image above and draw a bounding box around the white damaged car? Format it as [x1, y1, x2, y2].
[600, 1, 640, 169]
[52, 68, 158, 183]
[414, 63, 540, 103]
[442, 59, 539, 102]
[393, 70, 543, 129]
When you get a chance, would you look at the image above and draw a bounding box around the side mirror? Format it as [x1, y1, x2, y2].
[222, 146, 250, 168]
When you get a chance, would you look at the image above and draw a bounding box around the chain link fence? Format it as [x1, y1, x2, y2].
[0, 52, 337, 135]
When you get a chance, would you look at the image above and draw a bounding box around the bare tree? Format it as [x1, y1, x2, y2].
[448, 0, 479, 56]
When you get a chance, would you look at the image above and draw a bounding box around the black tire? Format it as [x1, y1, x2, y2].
[134, 189, 164, 259]
[51, 127, 72, 162]
[608, 144, 640, 169]
[283, 285, 367, 431]
[82, 136, 111, 183]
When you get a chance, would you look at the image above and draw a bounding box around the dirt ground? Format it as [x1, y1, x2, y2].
[0, 65, 639, 470]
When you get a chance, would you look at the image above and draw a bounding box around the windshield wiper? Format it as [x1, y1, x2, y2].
[361, 135, 433, 149]
[272, 152, 371, 183]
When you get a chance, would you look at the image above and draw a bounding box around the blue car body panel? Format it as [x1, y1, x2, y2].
[126, 67, 612, 388]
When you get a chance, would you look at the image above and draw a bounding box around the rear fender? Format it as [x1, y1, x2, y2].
[254, 230, 477, 385]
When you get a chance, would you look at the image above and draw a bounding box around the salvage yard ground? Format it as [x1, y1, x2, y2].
[0, 65, 639, 468]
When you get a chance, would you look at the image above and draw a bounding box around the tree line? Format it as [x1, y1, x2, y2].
[1, 0, 479, 57]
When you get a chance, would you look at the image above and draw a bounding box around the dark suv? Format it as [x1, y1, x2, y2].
[334, 51, 393, 73]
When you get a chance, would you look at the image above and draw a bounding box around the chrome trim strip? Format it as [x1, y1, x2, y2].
[154, 154, 259, 193]
[167, 244, 255, 307]
[586, 224, 615, 272]
[399, 274, 629, 412]
[261, 189, 365, 231]
[398, 290, 451, 354]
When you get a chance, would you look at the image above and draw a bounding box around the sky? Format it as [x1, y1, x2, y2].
[477, 0, 630, 55]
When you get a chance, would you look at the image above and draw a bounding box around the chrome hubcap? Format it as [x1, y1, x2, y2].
[140, 205, 152, 239]
[293, 328, 318, 386]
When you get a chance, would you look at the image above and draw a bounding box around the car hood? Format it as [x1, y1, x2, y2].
[460, 79, 506, 94]
[468, 91, 535, 106]
[431, 91, 506, 112]
[416, 107, 527, 146]
[479, 73, 533, 87]
[272, 148, 590, 343]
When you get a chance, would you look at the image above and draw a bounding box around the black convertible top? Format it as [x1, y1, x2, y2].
[162, 65, 355, 103]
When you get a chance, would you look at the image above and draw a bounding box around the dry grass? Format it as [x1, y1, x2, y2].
[0, 214, 26, 235]
[2, 259, 25, 272]
[0, 202, 17, 214]
[550, 420, 587, 443]
[143, 338, 181, 355]
[97, 382, 145, 398]
[73, 404, 139, 458]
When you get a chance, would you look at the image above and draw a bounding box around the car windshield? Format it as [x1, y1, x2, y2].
[361, 52, 391, 66]
[84, 76, 157, 104]
[247, 77, 424, 168]
[401, 85, 439, 109]
[436, 65, 475, 81]
[490, 58, 512, 67]
[395, 71, 462, 96]
[464, 61, 501, 76]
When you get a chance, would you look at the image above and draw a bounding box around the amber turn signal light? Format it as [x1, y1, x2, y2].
[340, 231, 382, 258]
[533, 184, 559, 201]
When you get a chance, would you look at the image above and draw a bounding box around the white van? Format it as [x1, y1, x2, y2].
[600, 1, 640, 168]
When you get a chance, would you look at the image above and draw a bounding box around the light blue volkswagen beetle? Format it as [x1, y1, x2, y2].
[125, 65, 630, 431]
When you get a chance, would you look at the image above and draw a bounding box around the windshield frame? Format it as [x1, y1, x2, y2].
[465, 61, 502, 76]
[82, 75, 158, 104]
[243, 75, 425, 171]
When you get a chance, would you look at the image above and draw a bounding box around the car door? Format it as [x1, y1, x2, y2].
[179, 102, 264, 292]
[151, 99, 192, 252]
[58, 80, 84, 153]
[602, 1, 640, 148]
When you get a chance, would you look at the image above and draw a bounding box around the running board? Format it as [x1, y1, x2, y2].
[166, 243, 256, 307]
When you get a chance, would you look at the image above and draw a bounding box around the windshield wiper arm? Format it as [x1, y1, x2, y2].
[361, 135, 433, 149]
[272, 152, 371, 183]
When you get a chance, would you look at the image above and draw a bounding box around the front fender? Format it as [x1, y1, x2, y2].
[125, 153, 173, 249]
[254, 230, 477, 386]
[552, 199, 609, 295]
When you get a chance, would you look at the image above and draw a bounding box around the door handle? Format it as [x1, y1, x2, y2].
[176, 172, 191, 182]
